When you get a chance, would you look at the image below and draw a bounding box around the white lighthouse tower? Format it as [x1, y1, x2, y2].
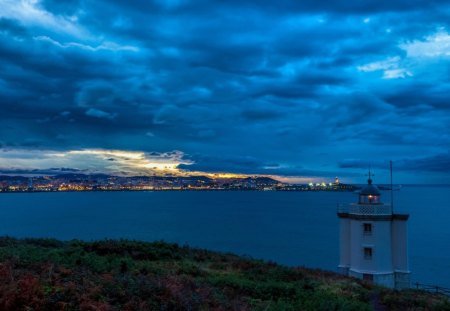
[337, 172, 410, 288]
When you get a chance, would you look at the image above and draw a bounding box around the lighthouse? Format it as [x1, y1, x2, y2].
[337, 172, 410, 288]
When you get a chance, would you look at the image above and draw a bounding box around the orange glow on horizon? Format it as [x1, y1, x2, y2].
[0, 148, 327, 184]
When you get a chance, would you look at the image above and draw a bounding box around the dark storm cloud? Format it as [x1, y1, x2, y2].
[219, 0, 442, 14]
[178, 154, 340, 177]
[0, 167, 84, 175]
[241, 108, 283, 122]
[178, 154, 270, 175]
[338, 159, 388, 170]
[399, 153, 450, 172]
[339, 152, 450, 174]
[1, 0, 450, 182]
[0, 18, 28, 37]
[40, 0, 82, 15]
[383, 84, 450, 111]
[322, 92, 394, 129]
[74, 0, 448, 16]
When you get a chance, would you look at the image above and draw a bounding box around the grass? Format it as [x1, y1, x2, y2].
[0, 237, 448, 310]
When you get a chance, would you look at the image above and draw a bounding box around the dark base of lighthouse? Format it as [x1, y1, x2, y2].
[393, 271, 411, 289]
[337, 265, 350, 275]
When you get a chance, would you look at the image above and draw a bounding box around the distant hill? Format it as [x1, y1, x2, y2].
[242, 176, 280, 184]
[0, 237, 448, 310]
[53, 173, 112, 179]
[0, 175, 29, 182]
[0, 173, 282, 188]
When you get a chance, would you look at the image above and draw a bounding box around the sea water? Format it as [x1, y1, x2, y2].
[0, 186, 449, 287]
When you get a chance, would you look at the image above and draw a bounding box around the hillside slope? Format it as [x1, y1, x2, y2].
[0, 237, 448, 310]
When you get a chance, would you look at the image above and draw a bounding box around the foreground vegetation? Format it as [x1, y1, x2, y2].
[0, 237, 448, 310]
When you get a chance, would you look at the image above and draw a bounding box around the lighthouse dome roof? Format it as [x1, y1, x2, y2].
[360, 184, 380, 196]
[360, 172, 380, 196]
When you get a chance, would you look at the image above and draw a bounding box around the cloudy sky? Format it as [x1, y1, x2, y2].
[1, 0, 450, 183]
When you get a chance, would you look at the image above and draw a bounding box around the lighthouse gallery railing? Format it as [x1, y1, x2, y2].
[337, 203, 392, 215]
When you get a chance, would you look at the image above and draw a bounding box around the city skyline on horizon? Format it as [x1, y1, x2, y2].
[1, 1, 450, 184]
[0, 148, 439, 185]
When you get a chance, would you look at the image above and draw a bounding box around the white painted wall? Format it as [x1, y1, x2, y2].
[348, 219, 393, 273]
[372, 221, 393, 273]
[392, 220, 409, 272]
[339, 217, 350, 271]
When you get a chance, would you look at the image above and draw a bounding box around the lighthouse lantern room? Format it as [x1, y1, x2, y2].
[337, 172, 410, 289]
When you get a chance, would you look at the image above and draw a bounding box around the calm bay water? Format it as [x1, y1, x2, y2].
[0, 186, 449, 287]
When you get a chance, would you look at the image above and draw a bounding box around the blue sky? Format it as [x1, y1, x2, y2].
[1, 0, 450, 183]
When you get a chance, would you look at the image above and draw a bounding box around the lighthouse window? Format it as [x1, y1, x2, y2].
[363, 223, 372, 235]
[364, 247, 373, 260]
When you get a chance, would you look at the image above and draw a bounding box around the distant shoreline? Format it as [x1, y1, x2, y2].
[3, 184, 449, 194]
[0, 187, 359, 194]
